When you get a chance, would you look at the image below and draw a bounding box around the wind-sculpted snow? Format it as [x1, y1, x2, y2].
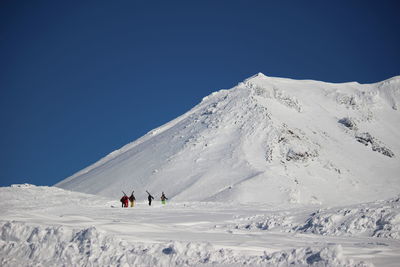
[334, 90, 378, 112]
[245, 78, 303, 113]
[0, 221, 371, 267]
[295, 197, 400, 239]
[230, 197, 400, 240]
[230, 213, 294, 231]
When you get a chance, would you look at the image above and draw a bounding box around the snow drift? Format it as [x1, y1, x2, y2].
[0, 221, 371, 267]
[55, 73, 400, 206]
[230, 196, 400, 240]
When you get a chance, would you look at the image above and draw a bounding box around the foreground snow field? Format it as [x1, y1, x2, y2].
[1, 185, 399, 266]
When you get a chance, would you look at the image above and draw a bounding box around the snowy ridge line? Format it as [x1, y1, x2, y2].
[243, 72, 368, 87]
[374, 75, 400, 86]
[0, 220, 372, 267]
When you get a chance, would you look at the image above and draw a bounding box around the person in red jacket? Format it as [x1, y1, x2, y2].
[124, 195, 129, 207]
[120, 193, 129, 208]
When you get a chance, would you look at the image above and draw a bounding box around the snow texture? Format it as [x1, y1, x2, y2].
[294, 197, 400, 239]
[231, 196, 400, 240]
[0, 221, 371, 267]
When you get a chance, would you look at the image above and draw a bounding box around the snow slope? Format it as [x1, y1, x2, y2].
[56, 73, 400, 205]
[3, 185, 400, 266]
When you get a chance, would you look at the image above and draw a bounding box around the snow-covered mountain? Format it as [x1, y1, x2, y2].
[55, 73, 400, 205]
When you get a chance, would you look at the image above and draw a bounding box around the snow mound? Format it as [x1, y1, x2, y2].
[0, 221, 371, 266]
[260, 245, 372, 267]
[230, 197, 400, 240]
[0, 185, 110, 213]
[295, 197, 400, 239]
[231, 213, 294, 231]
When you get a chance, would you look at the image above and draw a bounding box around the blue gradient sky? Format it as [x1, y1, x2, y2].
[1, 1, 399, 187]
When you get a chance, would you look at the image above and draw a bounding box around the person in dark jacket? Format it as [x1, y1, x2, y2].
[146, 191, 154, 206]
[129, 191, 136, 207]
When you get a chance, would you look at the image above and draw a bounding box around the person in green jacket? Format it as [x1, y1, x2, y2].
[161, 192, 168, 205]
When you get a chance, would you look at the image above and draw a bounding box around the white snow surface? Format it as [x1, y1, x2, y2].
[3, 185, 400, 266]
[55, 73, 400, 206]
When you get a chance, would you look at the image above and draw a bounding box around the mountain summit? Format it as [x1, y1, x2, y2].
[55, 74, 400, 205]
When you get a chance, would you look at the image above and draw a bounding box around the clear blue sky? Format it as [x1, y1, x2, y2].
[1, 1, 399, 187]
